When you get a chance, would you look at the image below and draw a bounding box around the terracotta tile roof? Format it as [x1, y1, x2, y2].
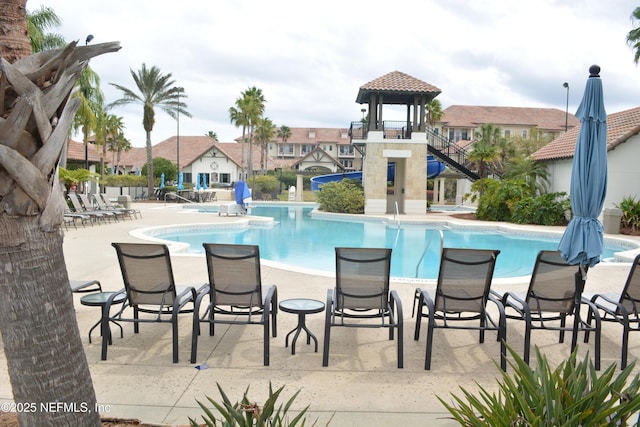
[251, 127, 351, 145]
[117, 136, 267, 171]
[440, 105, 580, 131]
[356, 71, 441, 104]
[65, 139, 101, 163]
[534, 106, 640, 161]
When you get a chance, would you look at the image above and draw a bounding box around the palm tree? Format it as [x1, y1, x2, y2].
[95, 112, 125, 181]
[109, 64, 191, 198]
[242, 87, 266, 177]
[628, 6, 640, 64]
[72, 66, 103, 180]
[277, 125, 291, 158]
[229, 100, 249, 178]
[425, 99, 444, 127]
[111, 132, 132, 173]
[27, 5, 65, 52]
[0, 1, 120, 424]
[503, 155, 550, 196]
[473, 123, 504, 176]
[206, 130, 218, 141]
[255, 117, 276, 172]
[467, 132, 499, 196]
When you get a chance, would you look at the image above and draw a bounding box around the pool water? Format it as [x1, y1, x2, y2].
[158, 206, 630, 279]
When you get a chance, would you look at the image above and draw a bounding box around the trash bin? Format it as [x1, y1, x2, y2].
[603, 208, 623, 234]
[117, 195, 131, 209]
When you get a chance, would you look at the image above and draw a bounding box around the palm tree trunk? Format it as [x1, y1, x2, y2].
[145, 131, 154, 199]
[240, 127, 246, 180]
[0, 216, 100, 426]
[0, 16, 120, 423]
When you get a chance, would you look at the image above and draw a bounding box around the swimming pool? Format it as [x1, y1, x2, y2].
[149, 205, 637, 280]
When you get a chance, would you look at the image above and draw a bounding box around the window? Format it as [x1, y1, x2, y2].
[504, 130, 511, 138]
[448, 129, 468, 142]
[308, 131, 316, 138]
[340, 159, 354, 169]
[521, 130, 528, 138]
[220, 173, 231, 184]
[278, 144, 294, 156]
[339, 145, 354, 156]
[300, 144, 313, 155]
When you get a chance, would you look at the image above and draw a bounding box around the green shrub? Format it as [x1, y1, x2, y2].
[511, 192, 570, 226]
[141, 157, 177, 181]
[100, 174, 148, 188]
[616, 196, 640, 233]
[189, 382, 315, 427]
[249, 175, 280, 194]
[469, 178, 529, 222]
[315, 179, 364, 214]
[439, 346, 640, 426]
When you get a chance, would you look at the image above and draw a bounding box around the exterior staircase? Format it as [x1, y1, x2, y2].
[424, 128, 480, 181]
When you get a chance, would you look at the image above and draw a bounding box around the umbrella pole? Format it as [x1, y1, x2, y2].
[571, 266, 588, 350]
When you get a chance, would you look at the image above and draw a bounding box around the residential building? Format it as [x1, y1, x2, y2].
[264, 127, 359, 172]
[435, 105, 580, 143]
[534, 106, 640, 210]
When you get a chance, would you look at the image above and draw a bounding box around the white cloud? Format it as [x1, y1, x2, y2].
[30, 0, 640, 147]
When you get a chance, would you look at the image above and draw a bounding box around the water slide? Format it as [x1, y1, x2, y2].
[310, 155, 446, 191]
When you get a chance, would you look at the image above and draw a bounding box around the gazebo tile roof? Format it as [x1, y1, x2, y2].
[356, 71, 441, 103]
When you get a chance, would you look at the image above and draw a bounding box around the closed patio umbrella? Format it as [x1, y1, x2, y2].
[177, 172, 184, 190]
[558, 64, 608, 268]
[160, 172, 165, 189]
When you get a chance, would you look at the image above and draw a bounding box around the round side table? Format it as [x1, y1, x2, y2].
[279, 298, 325, 355]
[80, 291, 126, 344]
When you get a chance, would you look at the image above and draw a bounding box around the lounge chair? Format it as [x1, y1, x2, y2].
[191, 243, 277, 366]
[100, 193, 141, 218]
[493, 250, 601, 370]
[78, 193, 118, 222]
[67, 193, 107, 224]
[70, 279, 102, 293]
[92, 194, 129, 220]
[586, 253, 640, 369]
[413, 248, 505, 370]
[95, 193, 139, 220]
[64, 211, 92, 229]
[323, 247, 403, 368]
[104, 243, 198, 363]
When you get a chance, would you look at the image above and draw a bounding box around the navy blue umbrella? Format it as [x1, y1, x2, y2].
[558, 65, 608, 268]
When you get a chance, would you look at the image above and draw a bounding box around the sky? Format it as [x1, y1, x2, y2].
[29, 0, 640, 148]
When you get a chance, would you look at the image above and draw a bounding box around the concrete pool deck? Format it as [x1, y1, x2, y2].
[2, 201, 640, 426]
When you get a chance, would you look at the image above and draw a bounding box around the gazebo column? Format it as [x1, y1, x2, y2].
[438, 178, 446, 204]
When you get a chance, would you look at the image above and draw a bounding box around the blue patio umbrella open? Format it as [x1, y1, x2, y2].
[177, 172, 184, 190]
[558, 65, 608, 268]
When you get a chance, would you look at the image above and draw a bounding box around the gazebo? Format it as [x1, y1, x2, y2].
[354, 71, 442, 215]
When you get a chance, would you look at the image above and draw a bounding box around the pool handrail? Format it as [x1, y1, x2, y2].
[415, 229, 444, 278]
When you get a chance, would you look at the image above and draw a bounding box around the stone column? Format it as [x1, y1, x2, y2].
[296, 174, 304, 201]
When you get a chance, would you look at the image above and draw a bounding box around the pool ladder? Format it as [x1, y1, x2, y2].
[393, 201, 400, 227]
[415, 229, 444, 278]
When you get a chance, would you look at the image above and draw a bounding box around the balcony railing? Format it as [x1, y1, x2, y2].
[349, 120, 423, 141]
